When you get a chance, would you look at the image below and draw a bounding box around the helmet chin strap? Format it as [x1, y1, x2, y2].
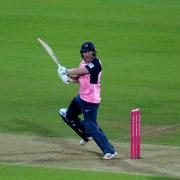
[84, 57, 93, 63]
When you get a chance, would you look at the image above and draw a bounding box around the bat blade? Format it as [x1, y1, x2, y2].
[37, 37, 61, 68]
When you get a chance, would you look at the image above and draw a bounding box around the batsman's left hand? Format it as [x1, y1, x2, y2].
[58, 66, 67, 76]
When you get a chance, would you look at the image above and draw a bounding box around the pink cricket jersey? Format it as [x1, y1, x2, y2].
[78, 58, 102, 104]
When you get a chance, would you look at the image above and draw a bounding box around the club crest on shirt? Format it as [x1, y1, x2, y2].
[87, 63, 94, 69]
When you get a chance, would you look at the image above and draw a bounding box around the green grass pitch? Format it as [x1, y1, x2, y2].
[0, 165, 178, 180]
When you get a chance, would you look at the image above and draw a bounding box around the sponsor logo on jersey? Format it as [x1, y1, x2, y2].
[88, 63, 94, 69]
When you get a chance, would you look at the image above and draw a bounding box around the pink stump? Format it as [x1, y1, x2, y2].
[130, 109, 141, 159]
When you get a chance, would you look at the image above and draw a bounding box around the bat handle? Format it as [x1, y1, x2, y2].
[57, 64, 62, 68]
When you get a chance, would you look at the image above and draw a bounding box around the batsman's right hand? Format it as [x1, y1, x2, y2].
[58, 72, 70, 84]
[57, 67, 69, 84]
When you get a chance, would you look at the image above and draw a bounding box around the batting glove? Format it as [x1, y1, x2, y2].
[58, 66, 67, 76]
[58, 73, 70, 84]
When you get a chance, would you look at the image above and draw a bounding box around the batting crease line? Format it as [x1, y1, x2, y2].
[119, 123, 180, 140]
[142, 123, 180, 135]
[11, 157, 46, 166]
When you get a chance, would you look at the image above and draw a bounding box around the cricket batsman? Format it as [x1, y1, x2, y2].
[58, 42, 117, 160]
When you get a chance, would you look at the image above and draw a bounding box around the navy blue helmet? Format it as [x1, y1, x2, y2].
[80, 42, 96, 53]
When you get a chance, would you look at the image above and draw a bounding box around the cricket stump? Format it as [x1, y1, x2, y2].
[130, 109, 141, 159]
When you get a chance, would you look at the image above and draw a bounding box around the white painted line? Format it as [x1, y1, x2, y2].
[142, 123, 180, 135]
[11, 157, 45, 166]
